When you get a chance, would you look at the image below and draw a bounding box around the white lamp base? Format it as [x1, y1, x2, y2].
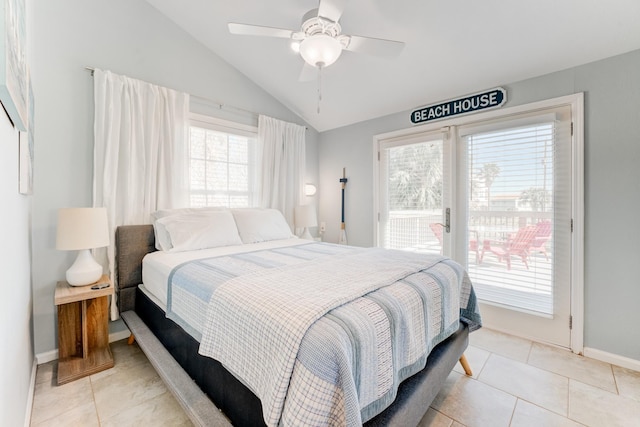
[66, 249, 103, 286]
[300, 227, 313, 240]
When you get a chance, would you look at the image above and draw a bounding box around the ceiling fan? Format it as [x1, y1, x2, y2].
[228, 0, 405, 78]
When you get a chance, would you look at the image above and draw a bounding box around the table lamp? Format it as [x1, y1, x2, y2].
[295, 205, 317, 240]
[56, 207, 109, 286]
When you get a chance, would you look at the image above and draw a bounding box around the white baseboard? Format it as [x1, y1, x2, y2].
[35, 328, 132, 365]
[584, 347, 640, 372]
[24, 358, 37, 427]
[36, 349, 58, 365]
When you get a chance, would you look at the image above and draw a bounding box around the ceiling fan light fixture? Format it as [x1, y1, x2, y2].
[290, 40, 301, 53]
[299, 34, 342, 68]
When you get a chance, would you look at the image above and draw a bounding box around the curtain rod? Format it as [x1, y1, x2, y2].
[84, 66, 308, 130]
[84, 67, 254, 117]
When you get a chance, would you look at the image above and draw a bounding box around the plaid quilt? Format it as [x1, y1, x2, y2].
[166, 242, 481, 426]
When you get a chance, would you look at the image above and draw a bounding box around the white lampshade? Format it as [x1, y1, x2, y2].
[56, 208, 109, 286]
[299, 34, 342, 68]
[295, 205, 317, 240]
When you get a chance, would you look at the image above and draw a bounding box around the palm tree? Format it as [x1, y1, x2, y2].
[519, 187, 551, 212]
[389, 142, 443, 210]
[479, 163, 500, 210]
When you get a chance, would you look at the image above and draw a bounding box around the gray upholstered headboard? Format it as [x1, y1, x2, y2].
[115, 225, 156, 312]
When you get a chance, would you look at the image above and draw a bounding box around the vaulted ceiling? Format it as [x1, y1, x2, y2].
[145, 0, 640, 132]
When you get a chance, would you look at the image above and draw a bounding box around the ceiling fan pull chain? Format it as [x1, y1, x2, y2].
[317, 64, 323, 114]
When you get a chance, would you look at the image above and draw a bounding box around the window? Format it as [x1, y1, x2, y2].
[188, 115, 258, 208]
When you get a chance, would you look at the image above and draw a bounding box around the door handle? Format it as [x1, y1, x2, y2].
[445, 207, 450, 233]
[436, 208, 451, 233]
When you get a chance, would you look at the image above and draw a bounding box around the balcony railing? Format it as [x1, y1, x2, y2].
[385, 209, 554, 315]
[384, 211, 442, 251]
[386, 210, 552, 251]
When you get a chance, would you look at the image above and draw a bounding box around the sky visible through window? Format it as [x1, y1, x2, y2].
[469, 123, 554, 200]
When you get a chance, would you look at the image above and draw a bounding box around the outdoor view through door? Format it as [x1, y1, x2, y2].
[377, 103, 575, 348]
[464, 120, 561, 314]
[462, 109, 572, 347]
[378, 133, 446, 254]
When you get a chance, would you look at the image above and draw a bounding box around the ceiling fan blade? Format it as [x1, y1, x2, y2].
[345, 35, 405, 57]
[228, 23, 294, 39]
[298, 63, 317, 82]
[317, 0, 347, 22]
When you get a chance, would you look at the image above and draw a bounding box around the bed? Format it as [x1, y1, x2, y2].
[115, 208, 481, 426]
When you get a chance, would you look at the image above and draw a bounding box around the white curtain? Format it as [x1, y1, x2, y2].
[258, 115, 306, 229]
[92, 69, 189, 319]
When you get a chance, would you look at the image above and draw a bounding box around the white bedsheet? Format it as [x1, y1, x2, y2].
[141, 237, 307, 310]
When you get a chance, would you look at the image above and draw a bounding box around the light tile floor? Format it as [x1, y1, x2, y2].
[31, 328, 640, 426]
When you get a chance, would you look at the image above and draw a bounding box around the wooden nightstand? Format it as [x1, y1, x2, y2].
[55, 274, 114, 385]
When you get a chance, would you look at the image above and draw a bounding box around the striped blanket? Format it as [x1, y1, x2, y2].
[166, 242, 481, 426]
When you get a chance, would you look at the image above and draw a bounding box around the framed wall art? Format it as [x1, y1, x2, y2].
[18, 73, 32, 194]
[0, 0, 27, 131]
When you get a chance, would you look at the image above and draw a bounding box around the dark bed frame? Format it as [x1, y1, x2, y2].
[115, 225, 471, 426]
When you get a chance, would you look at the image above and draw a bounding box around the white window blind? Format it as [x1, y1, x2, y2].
[461, 108, 572, 316]
[188, 117, 258, 208]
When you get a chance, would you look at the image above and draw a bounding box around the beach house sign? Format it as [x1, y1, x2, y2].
[411, 87, 506, 125]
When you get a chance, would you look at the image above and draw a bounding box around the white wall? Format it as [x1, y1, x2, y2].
[31, 0, 319, 355]
[318, 49, 640, 361]
[0, 110, 34, 424]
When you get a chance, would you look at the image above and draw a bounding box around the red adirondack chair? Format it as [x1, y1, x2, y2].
[429, 223, 479, 263]
[531, 220, 552, 260]
[480, 225, 537, 270]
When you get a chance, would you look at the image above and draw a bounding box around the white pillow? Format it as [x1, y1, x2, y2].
[157, 210, 242, 252]
[231, 208, 294, 243]
[151, 207, 225, 251]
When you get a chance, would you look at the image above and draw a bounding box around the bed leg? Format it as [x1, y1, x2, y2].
[127, 334, 135, 345]
[459, 354, 473, 376]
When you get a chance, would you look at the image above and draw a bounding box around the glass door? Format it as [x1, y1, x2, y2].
[459, 107, 572, 347]
[377, 130, 451, 256]
[376, 102, 577, 349]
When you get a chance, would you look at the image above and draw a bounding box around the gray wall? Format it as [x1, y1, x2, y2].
[0, 95, 34, 425]
[31, 0, 319, 355]
[27, 0, 639, 364]
[0, 1, 35, 424]
[318, 49, 640, 360]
